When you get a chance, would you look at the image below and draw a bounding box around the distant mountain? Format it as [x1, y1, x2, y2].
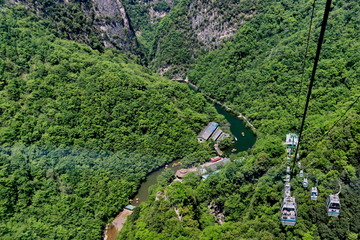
[7, 0, 260, 77]
[8, 0, 140, 53]
[122, 0, 259, 77]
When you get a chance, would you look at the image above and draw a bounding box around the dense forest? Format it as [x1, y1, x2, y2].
[0, 0, 359, 239]
[0, 6, 220, 239]
[120, 0, 360, 239]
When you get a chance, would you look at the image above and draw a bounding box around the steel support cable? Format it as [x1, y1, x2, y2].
[306, 95, 359, 172]
[336, 182, 342, 195]
[323, 95, 360, 138]
[291, 0, 333, 177]
[296, 0, 317, 118]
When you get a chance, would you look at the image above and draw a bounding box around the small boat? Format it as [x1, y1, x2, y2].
[234, 137, 238, 141]
[231, 148, 237, 152]
[242, 132, 245, 136]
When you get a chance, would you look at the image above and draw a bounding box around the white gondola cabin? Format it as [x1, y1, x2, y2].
[303, 178, 308, 188]
[327, 194, 340, 217]
[286, 166, 290, 173]
[281, 196, 297, 225]
[298, 162, 301, 168]
[299, 170, 304, 177]
[284, 182, 291, 197]
[285, 182, 291, 192]
[285, 174, 291, 182]
[286, 133, 299, 149]
[311, 187, 318, 200]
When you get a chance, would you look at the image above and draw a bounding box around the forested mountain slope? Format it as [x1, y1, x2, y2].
[120, 0, 360, 239]
[7, 0, 262, 77]
[127, 0, 259, 78]
[0, 6, 218, 239]
[188, 0, 359, 136]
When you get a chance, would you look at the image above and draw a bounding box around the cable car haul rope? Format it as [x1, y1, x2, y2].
[280, 0, 345, 226]
[291, 0, 333, 177]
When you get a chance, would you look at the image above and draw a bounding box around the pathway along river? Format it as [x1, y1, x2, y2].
[104, 95, 256, 240]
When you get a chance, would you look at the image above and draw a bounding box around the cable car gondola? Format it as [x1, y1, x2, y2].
[299, 170, 304, 178]
[285, 174, 291, 182]
[284, 182, 291, 192]
[311, 187, 318, 200]
[303, 178, 308, 188]
[327, 194, 340, 217]
[281, 196, 297, 226]
[284, 182, 291, 197]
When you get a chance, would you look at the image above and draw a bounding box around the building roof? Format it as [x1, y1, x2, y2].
[200, 158, 231, 172]
[202, 170, 221, 180]
[125, 205, 135, 210]
[211, 128, 223, 141]
[175, 168, 196, 178]
[197, 122, 219, 141]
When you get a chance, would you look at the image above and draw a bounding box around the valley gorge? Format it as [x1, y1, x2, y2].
[0, 0, 359, 239]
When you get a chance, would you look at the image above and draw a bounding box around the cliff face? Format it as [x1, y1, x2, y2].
[8, 0, 139, 53]
[92, 0, 137, 50]
[189, 0, 256, 48]
[8, 0, 258, 74]
[143, 0, 258, 78]
[146, 0, 175, 24]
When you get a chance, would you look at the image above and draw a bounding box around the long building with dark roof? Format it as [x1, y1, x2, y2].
[197, 122, 221, 142]
[211, 128, 223, 141]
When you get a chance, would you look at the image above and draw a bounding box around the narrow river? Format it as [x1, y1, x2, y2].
[104, 87, 256, 240]
[131, 162, 184, 206]
[104, 161, 183, 240]
[128, 102, 256, 205]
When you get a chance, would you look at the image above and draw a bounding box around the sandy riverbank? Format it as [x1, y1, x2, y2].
[104, 209, 133, 240]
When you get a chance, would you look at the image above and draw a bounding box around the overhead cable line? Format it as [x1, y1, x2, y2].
[291, 0, 333, 177]
[296, 0, 317, 118]
[336, 182, 342, 196]
[304, 95, 359, 171]
[323, 95, 360, 138]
